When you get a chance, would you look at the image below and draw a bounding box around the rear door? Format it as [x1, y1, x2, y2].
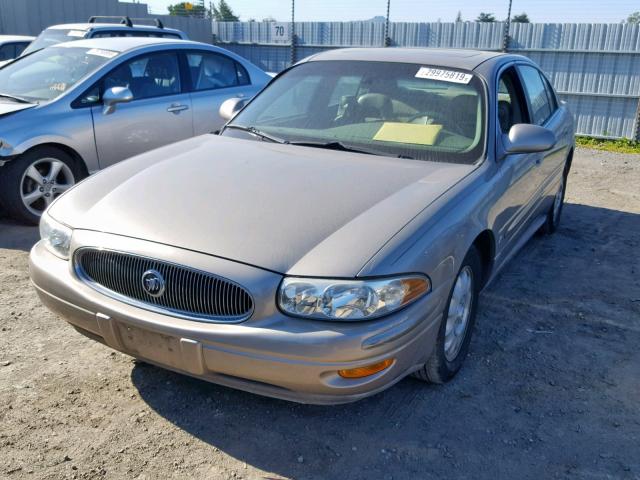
[91, 50, 193, 168]
[184, 50, 263, 134]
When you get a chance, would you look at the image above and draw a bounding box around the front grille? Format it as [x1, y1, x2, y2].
[74, 248, 253, 322]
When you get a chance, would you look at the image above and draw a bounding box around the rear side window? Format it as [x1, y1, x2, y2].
[186, 52, 250, 91]
[518, 65, 552, 126]
[0, 43, 17, 61]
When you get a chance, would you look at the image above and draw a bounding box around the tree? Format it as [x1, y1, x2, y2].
[476, 12, 496, 22]
[512, 13, 530, 23]
[168, 2, 207, 17]
[212, 0, 240, 22]
[626, 12, 640, 23]
[455, 11, 463, 22]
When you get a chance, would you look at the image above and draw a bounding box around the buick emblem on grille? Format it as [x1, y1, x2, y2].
[141, 269, 165, 297]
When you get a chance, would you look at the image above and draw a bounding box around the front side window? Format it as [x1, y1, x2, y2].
[22, 28, 87, 55]
[518, 65, 552, 126]
[102, 52, 181, 100]
[0, 43, 17, 61]
[187, 52, 249, 91]
[497, 67, 528, 133]
[225, 61, 486, 164]
[0, 46, 114, 102]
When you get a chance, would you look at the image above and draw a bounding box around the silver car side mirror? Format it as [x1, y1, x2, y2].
[504, 123, 557, 154]
[102, 86, 133, 115]
[219, 97, 247, 121]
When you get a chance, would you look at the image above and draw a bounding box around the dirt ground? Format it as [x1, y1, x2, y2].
[1, 148, 639, 480]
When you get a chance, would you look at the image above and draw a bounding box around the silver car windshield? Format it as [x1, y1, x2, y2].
[22, 28, 86, 55]
[0, 46, 115, 103]
[227, 61, 486, 164]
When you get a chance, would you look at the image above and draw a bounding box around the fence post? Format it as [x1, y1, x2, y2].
[502, 0, 513, 51]
[290, 0, 297, 65]
[384, 0, 391, 47]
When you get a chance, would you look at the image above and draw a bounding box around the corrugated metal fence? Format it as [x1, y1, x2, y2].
[0, 0, 212, 44]
[214, 21, 640, 140]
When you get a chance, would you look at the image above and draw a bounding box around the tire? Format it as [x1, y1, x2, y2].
[540, 171, 567, 235]
[413, 245, 482, 384]
[0, 147, 83, 225]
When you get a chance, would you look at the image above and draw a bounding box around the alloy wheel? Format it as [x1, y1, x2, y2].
[444, 266, 474, 362]
[20, 158, 75, 216]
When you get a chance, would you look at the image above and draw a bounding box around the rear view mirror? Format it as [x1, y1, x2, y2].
[219, 97, 247, 121]
[102, 86, 133, 115]
[505, 124, 556, 154]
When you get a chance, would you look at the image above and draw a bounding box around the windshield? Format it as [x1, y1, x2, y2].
[225, 60, 486, 164]
[22, 28, 86, 55]
[0, 46, 115, 103]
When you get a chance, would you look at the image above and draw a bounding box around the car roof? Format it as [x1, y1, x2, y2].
[56, 36, 198, 53]
[46, 23, 183, 35]
[0, 35, 35, 42]
[305, 48, 508, 71]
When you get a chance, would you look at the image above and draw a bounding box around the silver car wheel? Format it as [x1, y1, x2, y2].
[552, 177, 564, 224]
[444, 265, 474, 362]
[20, 158, 75, 216]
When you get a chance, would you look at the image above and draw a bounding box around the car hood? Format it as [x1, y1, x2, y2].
[51, 135, 476, 277]
[0, 101, 35, 117]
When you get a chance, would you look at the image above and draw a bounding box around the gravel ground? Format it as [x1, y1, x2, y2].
[1, 148, 639, 480]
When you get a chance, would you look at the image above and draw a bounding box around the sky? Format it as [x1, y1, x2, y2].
[142, 0, 638, 23]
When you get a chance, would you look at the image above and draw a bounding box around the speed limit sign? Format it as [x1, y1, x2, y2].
[271, 22, 290, 43]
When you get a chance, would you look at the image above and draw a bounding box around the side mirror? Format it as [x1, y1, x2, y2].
[219, 97, 247, 121]
[102, 86, 133, 115]
[504, 124, 556, 154]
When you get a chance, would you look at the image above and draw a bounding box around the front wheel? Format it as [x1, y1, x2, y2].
[0, 147, 81, 225]
[413, 246, 481, 384]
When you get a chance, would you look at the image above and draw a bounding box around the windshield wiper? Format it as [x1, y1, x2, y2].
[289, 140, 414, 159]
[0, 93, 32, 104]
[225, 124, 287, 144]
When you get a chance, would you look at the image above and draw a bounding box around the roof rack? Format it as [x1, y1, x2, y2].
[86, 16, 165, 29]
[129, 18, 165, 29]
[88, 16, 133, 27]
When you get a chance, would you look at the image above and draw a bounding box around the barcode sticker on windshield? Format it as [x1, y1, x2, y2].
[87, 48, 118, 59]
[67, 30, 86, 37]
[415, 67, 473, 84]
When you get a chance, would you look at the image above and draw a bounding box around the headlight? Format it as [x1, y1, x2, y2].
[278, 275, 430, 321]
[39, 212, 72, 260]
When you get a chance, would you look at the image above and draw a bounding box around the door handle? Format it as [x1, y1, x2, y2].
[167, 104, 189, 114]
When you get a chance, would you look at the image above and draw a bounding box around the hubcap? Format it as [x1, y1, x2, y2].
[552, 178, 564, 224]
[20, 158, 74, 216]
[444, 266, 474, 362]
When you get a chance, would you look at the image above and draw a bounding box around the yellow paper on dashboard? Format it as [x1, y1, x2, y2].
[373, 123, 442, 145]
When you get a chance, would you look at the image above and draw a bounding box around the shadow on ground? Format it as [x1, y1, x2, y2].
[0, 214, 38, 252]
[131, 203, 640, 479]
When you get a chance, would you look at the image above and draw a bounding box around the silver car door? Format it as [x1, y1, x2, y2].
[491, 66, 541, 256]
[516, 64, 567, 219]
[91, 50, 193, 169]
[185, 51, 262, 135]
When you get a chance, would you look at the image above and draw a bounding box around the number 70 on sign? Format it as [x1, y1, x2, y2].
[271, 22, 290, 43]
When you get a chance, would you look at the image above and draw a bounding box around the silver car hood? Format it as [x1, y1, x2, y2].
[0, 101, 35, 116]
[51, 135, 476, 277]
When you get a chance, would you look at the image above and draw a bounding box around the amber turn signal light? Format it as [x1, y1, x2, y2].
[338, 358, 394, 379]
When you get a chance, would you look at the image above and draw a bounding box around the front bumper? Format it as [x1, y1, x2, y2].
[29, 230, 446, 404]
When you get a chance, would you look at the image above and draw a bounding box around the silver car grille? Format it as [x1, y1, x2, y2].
[74, 248, 253, 322]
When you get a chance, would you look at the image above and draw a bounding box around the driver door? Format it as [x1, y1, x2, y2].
[91, 51, 193, 169]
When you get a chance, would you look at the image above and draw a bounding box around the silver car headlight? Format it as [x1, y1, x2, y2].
[39, 212, 72, 260]
[278, 275, 430, 321]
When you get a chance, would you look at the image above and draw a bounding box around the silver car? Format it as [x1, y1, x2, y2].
[30, 48, 574, 404]
[20, 16, 187, 57]
[0, 37, 270, 223]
